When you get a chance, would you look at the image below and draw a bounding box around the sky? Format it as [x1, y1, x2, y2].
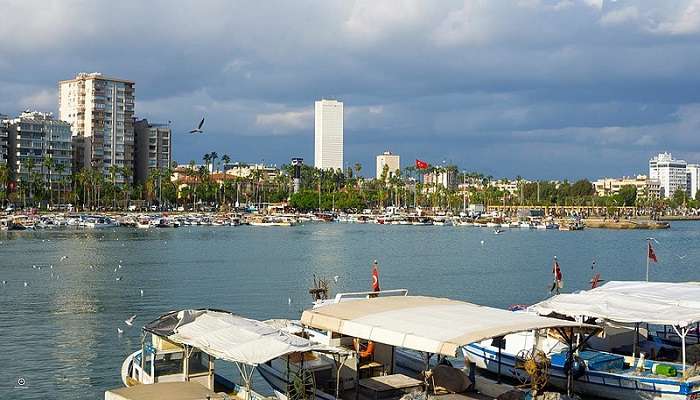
[1, 0, 700, 179]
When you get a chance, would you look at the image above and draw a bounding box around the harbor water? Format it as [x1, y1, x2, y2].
[1, 222, 699, 399]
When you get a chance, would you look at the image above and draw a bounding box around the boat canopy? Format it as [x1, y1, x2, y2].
[144, 309, 322, 366]
[530, 281, 700, 327]
[105, 382, 226, 400]
[300, 295, 596, 357]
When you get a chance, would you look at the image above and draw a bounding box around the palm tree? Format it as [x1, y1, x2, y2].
[0, 164, 9, 208]
[203, 153, 211, 172]
[109, 164, 120, 210]
[121, 166, 132, 210]
[43, 155, 55, 208]
[22, 158, 36, 206]
[55, 163, 66, 207]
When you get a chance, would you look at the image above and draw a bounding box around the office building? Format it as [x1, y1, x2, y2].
[6, 111, 72, 186]
[58, 72, 135, 182]
[649, 152, 688, 198]
[314, 99, 343, 170]
[376, 151, 400, 180]
[133, 119, 172, 185]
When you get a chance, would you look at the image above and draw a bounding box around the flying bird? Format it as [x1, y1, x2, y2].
[125, 315, 136, 326]
[60, 256, 67, 261]
[117, 328, 124, 335]
[677, 254, 688, 259]
[333, 275, 339, 283]
[116, 276, 122, 281]
[189, 117, 205, 134]
[139, 289, 144, 297]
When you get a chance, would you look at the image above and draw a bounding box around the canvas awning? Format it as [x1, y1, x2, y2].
[105, 382, 225, 400]
[300, 295, 596, 357]
[529, 281, 700, 327]
[144, 309, 321, 366]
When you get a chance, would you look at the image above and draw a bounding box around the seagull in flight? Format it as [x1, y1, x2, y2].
[117, 328, 124, 335]
[189, 117, 205, 134]
[125, 315, 136, 326]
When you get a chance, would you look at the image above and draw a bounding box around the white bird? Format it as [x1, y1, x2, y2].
[333, 275, 339, 283]
[116, 276, 122, 281]
[60, 256, 67, 261]
[189, 117, 205, 134]
[678, 254, 688, 259]
[118, 264, 123, 269]
[125, 315, 136, 326]
[23, 281, 28, 287]
[49, 265, 53, 269]
[480, 240, 485, 245]
[139, 289, 144, 296]
[117, 328, 124, 335]
[32, 265, 36, 269]
[113, 268, 118, 273]
[288, 297, 292, 305]
[2, 280, 7, 284]
[89, 265, 94, 270]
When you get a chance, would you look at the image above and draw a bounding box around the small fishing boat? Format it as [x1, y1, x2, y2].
[465, 281, 700, 400]
[120, 309, 318, 399]
[258, 295, 595, 400]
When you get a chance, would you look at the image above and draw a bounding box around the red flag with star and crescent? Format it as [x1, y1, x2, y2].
[648, 242, 658, 263]
[372, 263, 380, 292]
[415, 159, 429, 170]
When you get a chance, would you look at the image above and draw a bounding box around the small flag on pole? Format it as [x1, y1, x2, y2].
[648, 242, 658, 263]
[590, 273, 601, 289]
[415, 159, 429, 170]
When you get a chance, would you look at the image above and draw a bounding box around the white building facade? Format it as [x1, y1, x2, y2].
[649, 152, 688, 198]
[376, 151, 400, 180]
[6, 111, 72, 186]
[59, 72, 135, 183]
[314, 99, 343, 170]
[593, 175, 661, 199]
[687, 164, 700, 200]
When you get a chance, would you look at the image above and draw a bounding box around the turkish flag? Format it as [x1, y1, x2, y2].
[648, 242, 658, 263]
[415, 159, 429, 170]
[372, 264, 380, 292]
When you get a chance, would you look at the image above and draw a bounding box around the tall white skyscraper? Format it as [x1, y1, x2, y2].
[649, 152, 688, 198]
[314, 99, 343, 170]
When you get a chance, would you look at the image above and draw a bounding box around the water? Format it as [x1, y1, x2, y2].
[1, 222, 699, 399]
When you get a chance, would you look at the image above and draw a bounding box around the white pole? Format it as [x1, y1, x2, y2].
[672, 326, 687, 373]
[646, 240, 650, 282]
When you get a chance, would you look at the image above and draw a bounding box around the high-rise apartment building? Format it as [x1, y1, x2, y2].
[649, 152, 688, 198]
[314, 99, 343, 170]
[58, 72, 135, 183]
[0, 115, 9, 167]
[376, 151, 400, 180]
[133, 119, 172, 185]
[687, 164, 700, 200]
[6, 111, 72, 186]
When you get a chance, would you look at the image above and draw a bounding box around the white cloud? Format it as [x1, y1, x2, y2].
[19, 89, 57, 111]
[600, 6, 639, 26]
[343, 0, 425, 42]
[431, 1, 494, 47]
[654, 0, 700, 34]
[255, 108, 313, 135]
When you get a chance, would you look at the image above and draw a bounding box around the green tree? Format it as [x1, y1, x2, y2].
[672, 188, 687, 208]
[617, 185, 637, 206]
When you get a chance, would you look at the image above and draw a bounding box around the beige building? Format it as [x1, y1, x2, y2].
[59, 72, 135, 183]
[593, 175, 661, 199]
[133, 119, 172, 185]
[376, 151, 400, 180]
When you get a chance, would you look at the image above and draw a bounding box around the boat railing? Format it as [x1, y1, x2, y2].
[332, 288, 408, 303]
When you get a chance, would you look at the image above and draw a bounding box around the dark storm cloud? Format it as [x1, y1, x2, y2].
[1, 0, 700, 178]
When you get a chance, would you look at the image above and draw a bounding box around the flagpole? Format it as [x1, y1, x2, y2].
[646, 239, 650, 282]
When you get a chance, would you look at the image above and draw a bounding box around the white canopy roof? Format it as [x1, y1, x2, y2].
[150, 310, 320, 366]
[301, 295, 595, 357]
[529, 281, 700, 327]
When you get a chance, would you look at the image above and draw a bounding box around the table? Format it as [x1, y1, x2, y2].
[359, 374, 424, 400]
